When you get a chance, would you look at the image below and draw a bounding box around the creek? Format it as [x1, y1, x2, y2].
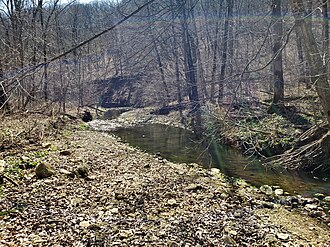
[112, 123, 330, 197]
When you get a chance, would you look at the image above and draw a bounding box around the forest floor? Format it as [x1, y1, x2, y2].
[0, 113, 330, 246]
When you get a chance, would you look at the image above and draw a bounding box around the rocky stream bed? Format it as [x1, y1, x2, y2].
[0, 112, 329, 246]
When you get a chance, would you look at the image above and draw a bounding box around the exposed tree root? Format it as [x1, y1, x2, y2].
[265, 125, 330, 173]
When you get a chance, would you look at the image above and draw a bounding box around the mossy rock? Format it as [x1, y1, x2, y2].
[35, 163, 55, 179]
[75, 165, 89, 178]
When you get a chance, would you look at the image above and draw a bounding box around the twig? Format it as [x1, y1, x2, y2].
[1, 174, 18, 186]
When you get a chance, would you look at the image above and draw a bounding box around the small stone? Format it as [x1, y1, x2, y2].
[314, 193, 325, 200]
[262, 202, 275, 209]
[167, 199, 178, 206]
[71, 198, 83, 207]
[276, 233, 290, 241]
[35, 163, 55, 179]
[186, 184, 203, 192]
[265, 234, 277, 243]
[233, 211, 241, 217]
[323, 196, 330, 203]
[59, 168, 72, 175]
[60, 150, 71, 156]
[42, 143, 52, 148]
[220, 193, 229, 199]
[76, 165, 88, 178]
[0, 160, 5, 173]
[223, 236, 237, 245]
[79, 221, 90, 228]
[260, 185, 273, 195]
[110, 208, 119, 214]
[21, 156, 30, 161]
[274, 189, 284, 196]
[119, 230, 133, 239]
[88, 224, 101, 231]
[85, 175, 96, 181]
[310, 211, 325, 218]
[210, 168, 221, 176]
[305, 204, 318, 210]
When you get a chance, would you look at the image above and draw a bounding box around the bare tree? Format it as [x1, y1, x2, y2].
[291, 0, 330, 125]
[268, 0, 285, 114]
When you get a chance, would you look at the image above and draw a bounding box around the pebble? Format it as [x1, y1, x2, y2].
[274, 189, 284, 196]
[79, 221, 90, 228]
[323, 196, 330, 203]
[260, 185, 273, 195]
[314, 193, 325, 200]
[305, 204, 318, 210]
[167, 199, 178, 206]
[276, 233, 290, 241]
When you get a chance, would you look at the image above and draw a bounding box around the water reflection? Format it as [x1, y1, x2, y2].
[113, 124, 330, 196]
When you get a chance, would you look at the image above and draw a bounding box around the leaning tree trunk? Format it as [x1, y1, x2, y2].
[266, 0, 330, 172]
[291, 0, 330, 125]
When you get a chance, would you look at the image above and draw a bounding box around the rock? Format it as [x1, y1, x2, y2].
[260, 185, 273, 195]
[0, 160, 5, 173]
[265, 234, 277, 244]
[167, 199, 178, 206]
[274, 189, 284, 196]
[42, 142, 52, 148]
[223, 235, 237, 246]
[88, 224, 101, 231]
[59, 168, 72, 175]
[35, 163, 55, 179]
[82, 111, 93, 122]
[262, 202, 275, 209]
[305, 204, 318, 210]
[85, 175, 96, 181]
[76, 165, 88, 178]
[60, 150, 71, 156]
[310, 211, 325, 218]
[323, 196, 330, 203]
[314, 193, 325, 200]
[21, 156, 30, 162]
[276, 233, 290, 241]
[71, 198, 83, 207]
[210, 168, 221, 176]
[119, 230, 133, 239]
[302, 197, 318, 206]
[110, 208, 119, 214]
[79, 221, 90, 228]
[186, 183, 203, 192]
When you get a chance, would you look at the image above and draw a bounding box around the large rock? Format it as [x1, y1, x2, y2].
[35, 163, 55, 179]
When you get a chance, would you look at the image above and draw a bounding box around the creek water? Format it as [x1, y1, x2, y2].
[112, 123, 330, 197]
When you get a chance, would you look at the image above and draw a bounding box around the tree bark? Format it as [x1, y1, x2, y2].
[268, 0, 285, 114]
[291, 0, 330, 125]
[180, 0, 202, 135]
[218, 0, 233, 104]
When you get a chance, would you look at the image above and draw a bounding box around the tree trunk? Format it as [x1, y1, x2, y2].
[322, 0, 329, 69]
[218, 0, 233, 104]
[295, 29, 309, 90]
[268, 0, 285, 114]
[291, 0, 330, 125]
[180, 0, 202, 135]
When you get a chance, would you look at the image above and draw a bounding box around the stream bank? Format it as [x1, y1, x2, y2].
[90, 107, 330, 197]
